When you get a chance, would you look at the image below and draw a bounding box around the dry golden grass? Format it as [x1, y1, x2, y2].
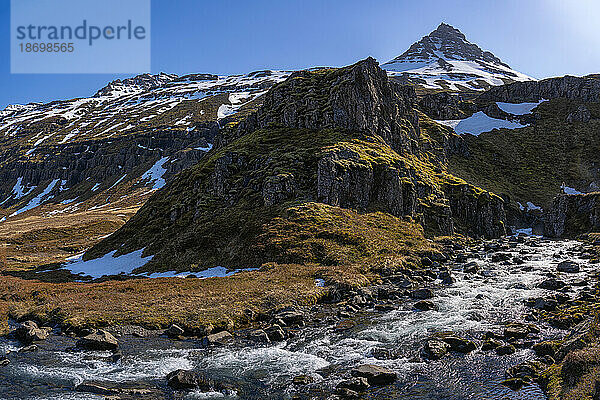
[0, 203, 436, 333]
[0, 191, 148, 270]
[0, 262, 364, 333]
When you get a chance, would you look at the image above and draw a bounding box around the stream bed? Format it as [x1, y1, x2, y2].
[0, 237, 594, 399]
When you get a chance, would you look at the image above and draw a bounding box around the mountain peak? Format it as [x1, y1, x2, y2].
[382, 23, 534, 91]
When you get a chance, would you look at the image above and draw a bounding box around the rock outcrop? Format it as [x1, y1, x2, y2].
[418, 92, 476, 120]
[545, 193, 600, 237]
[478, 75, 600, 104]
[240, 57, 420, 153]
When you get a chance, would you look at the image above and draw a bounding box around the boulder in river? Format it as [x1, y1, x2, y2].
[18, 344, 39, 353]
[166, 369, 212, 391]
[538, 278, 567, 290]
[201, 331, 233, 346]
[337, 377, 370, 391]
[414, 300, 436, 311]
[463, 261, 479, 274]
[503, 322, 537, 340]
[15, 321, 51, 343]
[532, 341, 559, 358]
[248, 329, 270, 343]
[166, 324, 185, 338]
[265, 325, 286, 342]
[481, 339, 502, 351]
[496, 344, 516, 356]
[421, 339, 449, 360]
[0, 357, 9, 366]
[350, 364, 397, 385]
[410, 288, 434, 300]
[433, 333, 477, 353]
[292, 375, 314, 385]
[76, 330, 119, 351]
[557, 260, 580, 273]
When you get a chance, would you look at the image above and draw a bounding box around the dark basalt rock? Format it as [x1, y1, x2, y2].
[240, 57, 420, 154]
[421, 339, 450, 360]
[166, 369, 212, 391]
[15, 321, 51, 343]
[496, 344, 516, 356]
[201, 331, 233, 346]
[478, 75, 600, 104]
[410, 288, 434, 300]
[337, 377, 370, 392]
[557, 260, 580, 273]
[545, 193, 600, 237]
[350, 364, 397, 385]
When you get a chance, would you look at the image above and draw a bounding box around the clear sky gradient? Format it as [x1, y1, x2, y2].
[1, 0, 599, 108]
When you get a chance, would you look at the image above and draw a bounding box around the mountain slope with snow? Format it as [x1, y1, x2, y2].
[383, 23, 534, 92]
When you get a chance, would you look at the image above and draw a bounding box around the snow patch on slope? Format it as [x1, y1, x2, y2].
[496, 100, 546, 115]
[11, 179, 60, 216]
[140, 157, 170, 190]
[436, 112, 527, 136]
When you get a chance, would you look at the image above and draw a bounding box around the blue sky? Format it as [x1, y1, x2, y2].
[1, 0, 600, 108]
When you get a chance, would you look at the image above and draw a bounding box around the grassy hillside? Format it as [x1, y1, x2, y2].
[449, 99, 600, 209]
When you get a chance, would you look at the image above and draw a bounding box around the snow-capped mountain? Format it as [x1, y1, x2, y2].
[0, 69, 290, 222]
[383, 23, 534, 92]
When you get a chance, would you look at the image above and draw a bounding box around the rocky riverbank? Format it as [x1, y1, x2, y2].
[1, 235, 598, 399]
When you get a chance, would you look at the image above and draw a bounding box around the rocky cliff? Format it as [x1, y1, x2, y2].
[545, 193, 600, 237]
[477, 75, 600, 104]
[240, 57, 420, 153]
[87, 58, 507, 272]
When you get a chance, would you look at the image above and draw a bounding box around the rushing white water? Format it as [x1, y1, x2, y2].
[0, 238, 592, 399]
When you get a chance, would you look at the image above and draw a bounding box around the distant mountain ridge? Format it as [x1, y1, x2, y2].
[383, 23, 534, 92]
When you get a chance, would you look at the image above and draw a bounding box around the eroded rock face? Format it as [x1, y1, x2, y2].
[241, 57, 420, 154]
[545, 193, 600, 237]
[418, 92, 476, 120]
[566, 105, 592, 123]
[478, 75, 600, 104]
[444, 184, 506, 238]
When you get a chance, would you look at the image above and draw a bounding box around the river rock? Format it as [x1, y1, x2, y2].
[15, 321, 51, 343]
[532, 341, 559, 358]
[0, 357, 9, 366]
[414, 300, 436, 311]
[463, 261, 479, 274]
[350, 364, 397, 385]
[18, 344, 38, 353]
[421, 339, 449, 360]
[335, 319, 357, 331]
[436, 333, 476, 353]
[533, 297, 558, 311]
[201, 331, 233, 346]
[337, 377, 370, 391]
[501, 377, 525, 390]
[335, 387, 360, 399]
[438, 270, 455, 284]
[491, 253, 511, 262]
[76, 382, 117, 396]
[292, 375, 314, 385]
[166, 369, 212, 391]
[274, 310, 304, 326]
[481, 338, 503, 351]
[538, 278, 566, 290]
[557, 260, 580, 273]
[248, 329, 270, 343]
[266, 325, 286, 342]
[410, 288, 434, 300]
[76, 330, 119, 351]
[496, 344, 516, 356]
[166, 324, 185, 338]
[503, 323, 536, 340]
